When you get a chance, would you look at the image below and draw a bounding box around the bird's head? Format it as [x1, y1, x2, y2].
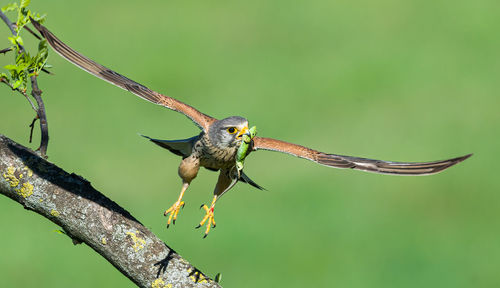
[208, 116, 250, 149]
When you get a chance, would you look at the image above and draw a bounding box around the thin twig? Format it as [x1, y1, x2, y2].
[0, 11, 16, 35]
[23, 24, 42, 40]
[41, 67, 53, 75]
[29, 116, 39, 143]
[0, 78, 38, 112]
[0, 47, 12, 54]
[29, 76, 48, 156]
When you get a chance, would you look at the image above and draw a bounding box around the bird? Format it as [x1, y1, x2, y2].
[31, 19, 471, 237]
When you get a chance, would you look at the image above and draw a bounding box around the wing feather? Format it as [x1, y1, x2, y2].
[252, 137, 471, 175]
[31, 19, 216, 131]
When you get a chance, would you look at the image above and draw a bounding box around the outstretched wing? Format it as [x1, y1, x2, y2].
[31, 19, 216, 131]
[252, 137, 471, 175]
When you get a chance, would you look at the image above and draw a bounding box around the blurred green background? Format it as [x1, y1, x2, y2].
[1, 0, 498, 287]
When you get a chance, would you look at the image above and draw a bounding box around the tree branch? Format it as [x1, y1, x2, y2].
[0, 11, 49, 157]
[0, 134, 221, 288]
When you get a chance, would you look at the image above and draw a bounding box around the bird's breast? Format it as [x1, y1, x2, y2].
[194, 136, 238, 170]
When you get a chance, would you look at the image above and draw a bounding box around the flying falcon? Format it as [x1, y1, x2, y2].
[31, 19, 471, 237]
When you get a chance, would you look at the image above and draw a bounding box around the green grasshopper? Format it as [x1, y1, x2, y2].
[222, 126, 258, 196]
[235, 126, 257, 178]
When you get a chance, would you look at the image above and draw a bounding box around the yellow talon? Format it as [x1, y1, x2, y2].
[164, 200, 185, 227]
[197, 196, 218, 238]
[164, 182, 189, 228]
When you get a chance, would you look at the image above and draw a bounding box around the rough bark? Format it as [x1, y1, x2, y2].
[0, 134, 221, 288]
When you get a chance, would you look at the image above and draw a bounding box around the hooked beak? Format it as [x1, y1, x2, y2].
[236, 125, 249, 139]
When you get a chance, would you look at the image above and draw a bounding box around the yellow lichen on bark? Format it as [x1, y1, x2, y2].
[3, 166, 34, 198]
[16, 182, 34, 198]
[188, 268, 209, 283]
[126, 231, 146, 252]
[151, 278, 172, 288]
[3, 166, 19, 187]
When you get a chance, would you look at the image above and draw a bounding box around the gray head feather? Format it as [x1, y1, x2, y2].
[208, 116, 248, 149]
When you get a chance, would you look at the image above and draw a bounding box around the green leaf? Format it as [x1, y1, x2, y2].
[12, 79, 22, 89]
[7, 36, 17, 46]
[38, 39, 48, 52]
[1, 3, 18, 12]
[214, 273, 222, 283]
[16, 63, 29, 72]
[16, 36, 23, 46]
[7, 35, 24, 46]
[20, 0, 30, 9]
[31, 13, 46, 23]
[3, 64, 17, 71]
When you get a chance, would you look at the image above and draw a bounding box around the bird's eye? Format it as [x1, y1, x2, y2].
[227, 127, 237, 134]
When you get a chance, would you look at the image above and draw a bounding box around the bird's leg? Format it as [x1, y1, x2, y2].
[164, 182, 189, 228]
[196, 195, 218, 238]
